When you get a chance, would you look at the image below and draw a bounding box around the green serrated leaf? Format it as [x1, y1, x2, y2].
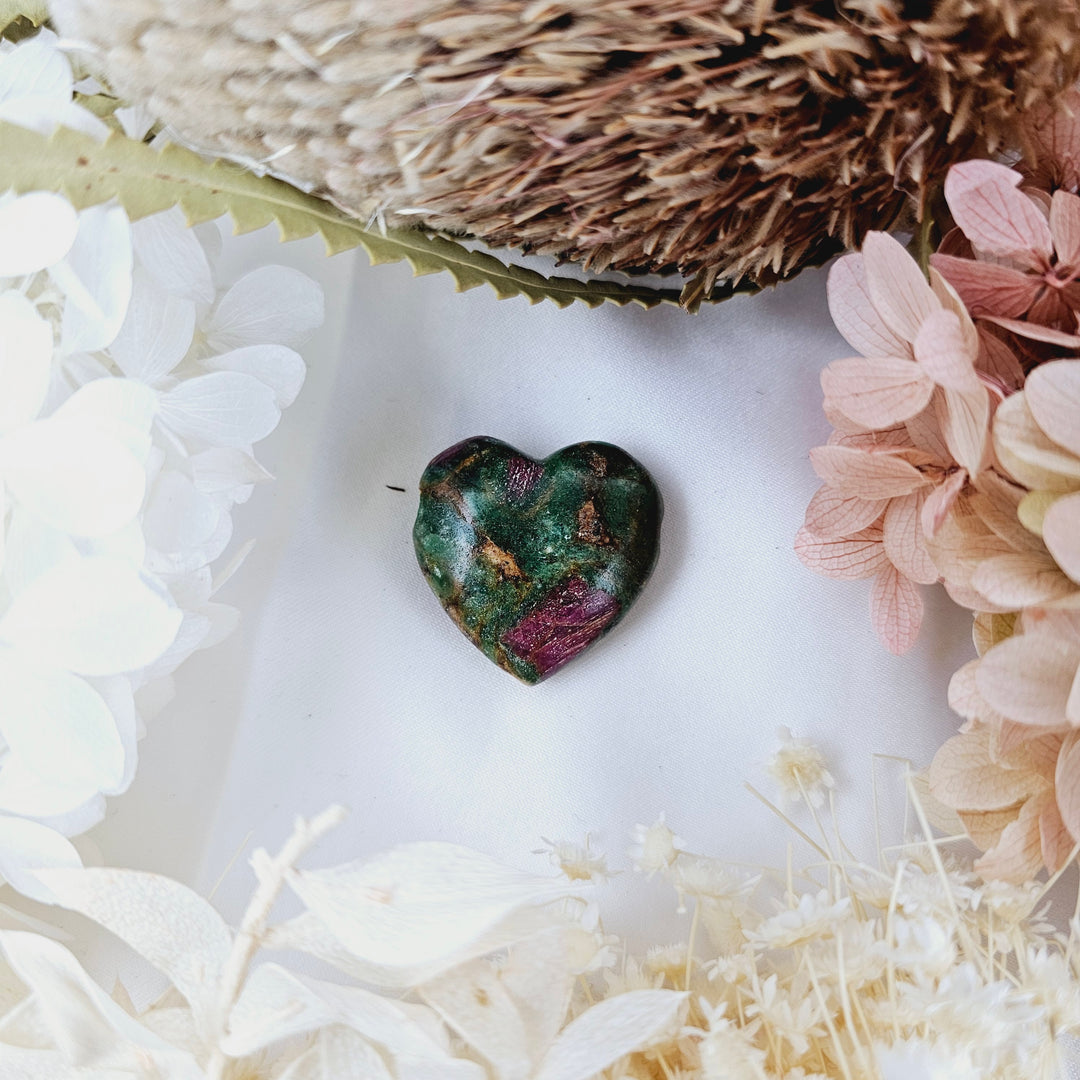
[0, 0, 47, 34]
[0, 121, 698, 310]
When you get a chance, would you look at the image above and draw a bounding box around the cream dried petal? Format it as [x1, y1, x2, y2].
[975, 797, 1046, 883]
[977, 631, 1080, 727]
[971, 552, 1076, 609]
[930, 728, 1045, 811]
[1053, 732, 1080, 845]
[1043, 491, 1080, 583]
[1026, 360, 1080, 459]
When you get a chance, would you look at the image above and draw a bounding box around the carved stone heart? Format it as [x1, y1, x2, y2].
[413, 437, 662, 684]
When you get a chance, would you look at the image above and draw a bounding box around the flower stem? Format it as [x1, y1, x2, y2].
[205, 804, 347, 1080]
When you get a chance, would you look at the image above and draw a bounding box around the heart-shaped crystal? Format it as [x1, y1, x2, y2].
[413, 437, 662, 683]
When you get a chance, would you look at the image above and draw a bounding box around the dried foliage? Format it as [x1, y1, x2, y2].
[51, 0, 1080, 305]
[4, 772, 1080, 1080]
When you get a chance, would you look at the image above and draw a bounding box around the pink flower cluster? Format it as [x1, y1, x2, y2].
[797, 91, 1080, 881]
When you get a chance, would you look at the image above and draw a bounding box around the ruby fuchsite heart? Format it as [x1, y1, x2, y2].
[413, 437, 662, 684]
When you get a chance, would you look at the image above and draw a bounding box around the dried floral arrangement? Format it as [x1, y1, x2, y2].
[794, 91, 1080, 887]
[4, 5, 1080, 1078]
[46, 0, 1080, 306]
[3, 782, 1080, 1080]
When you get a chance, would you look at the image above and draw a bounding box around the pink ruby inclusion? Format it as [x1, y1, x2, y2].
[501, 577, 620, 678]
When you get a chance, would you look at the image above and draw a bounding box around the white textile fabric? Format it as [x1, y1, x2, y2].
[97, 227, 977, 944]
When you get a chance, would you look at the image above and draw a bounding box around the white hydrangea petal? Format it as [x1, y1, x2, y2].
[31, 866, 232, 1037]
[0, 821, 80, 903]
[0, 192, 78, 276]
[132, 208, 214, 305]
[207, 265, 324, 348]
[92, 676, 138, 796]
[0, 419, 146, 537]
[143, 510, 233, 577]
[158, 371, 280, 448]
[143, 470, 222, 554]
[0, 757, 99, 820]
[0, 36, 71, 103]
[534, 990, 689, 1080]
[286, 844, 579, 988]
[0, 931, 178, 1059]
[49, 376, 158, 462]
[0, 557, 181, 676]
[0, 290, 53, 434]
[35, 793, 106, 841]
[133, 612, 211, 685]
[51, 205, 133, 354]
[203, 344, 306, 408]
[190, 447, 272, 494]
[198, 602, 240, 650]
[3, 506, 78, 597]
[0, 96, 109, 142]
[80, 518, 147, 567]
[0, 653, 124, 795]
[109, 275, 196, 384]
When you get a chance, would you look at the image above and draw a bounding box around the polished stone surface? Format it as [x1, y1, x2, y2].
[414, 437, 662, 683]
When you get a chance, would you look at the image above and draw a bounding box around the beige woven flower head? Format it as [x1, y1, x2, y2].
[53, 0, 1080, 299]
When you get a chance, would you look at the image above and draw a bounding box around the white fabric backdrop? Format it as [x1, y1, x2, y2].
[96, 225, 978, 945]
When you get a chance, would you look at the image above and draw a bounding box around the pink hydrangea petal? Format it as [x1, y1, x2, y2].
[921, 469, 967, 536]
[928, 253, 1041, 318]
[981, 315, 1080, 348]
[914, 309, 982, 395]
[794, 524, 888, 580]
[1050, 189, 1080, 267]
[975, 797, 1046, 883]
[937, 385, 990, 477]
[944, 160, 1054, 261]
[869, 563, 923, 654]
[975, 328, 1024, 390]
[826, 252, 909, 358]
[977, 631, 1080, 726]
[803, 486, 888, 539]
[808, 444, 928, 499]
[861, 231, 940, 344]
[883, 490, 938, 585]
[820, 356, 933, 428]
[1026, 360, 1080, 458]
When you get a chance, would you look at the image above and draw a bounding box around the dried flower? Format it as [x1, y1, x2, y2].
[630, 813, 684, 877]
[53, 0, 1080, 298]
[766, 728, 835, 808]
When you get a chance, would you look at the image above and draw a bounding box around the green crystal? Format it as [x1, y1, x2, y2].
[413, 437, 662, 684]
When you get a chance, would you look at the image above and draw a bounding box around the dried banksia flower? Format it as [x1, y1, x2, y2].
[54, 0, 1080, 302]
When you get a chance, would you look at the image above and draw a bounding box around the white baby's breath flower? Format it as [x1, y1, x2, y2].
[874, 1038, 981, 1080]
[644, 943, 689, 983]
[750, 891, 851, 949]
[766, 726, 835, 807]
[537, 835, 610, 882]
[630, 812, 685, 877]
